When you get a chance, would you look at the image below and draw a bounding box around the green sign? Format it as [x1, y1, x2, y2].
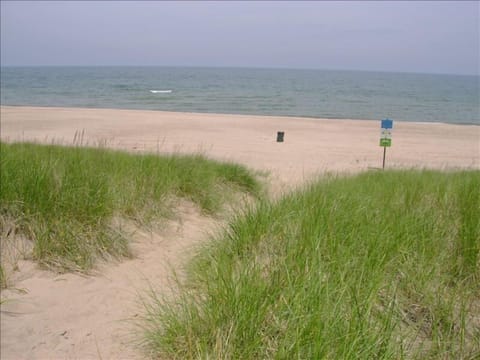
[380, 138, 391, 147]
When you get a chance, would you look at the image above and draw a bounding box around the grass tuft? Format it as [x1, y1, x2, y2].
[0, 142, 260, 275]
[142, 170, 479, 359]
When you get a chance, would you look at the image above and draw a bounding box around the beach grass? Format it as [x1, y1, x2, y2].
[0, 142, 261, 276]
[142, 170, 479, 359]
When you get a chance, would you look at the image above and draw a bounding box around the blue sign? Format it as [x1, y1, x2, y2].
[381, 119, 393, 129]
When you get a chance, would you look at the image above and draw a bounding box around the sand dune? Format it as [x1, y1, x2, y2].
[0, 106, 478, 359]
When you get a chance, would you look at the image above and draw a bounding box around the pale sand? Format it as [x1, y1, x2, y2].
[0, 106, 479, 359]
[2, 106, 479, 189]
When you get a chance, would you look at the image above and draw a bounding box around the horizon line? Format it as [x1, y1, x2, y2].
[1, 64, 478, 77]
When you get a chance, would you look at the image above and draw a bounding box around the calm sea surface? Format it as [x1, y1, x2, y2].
[1, 66, 478, 124]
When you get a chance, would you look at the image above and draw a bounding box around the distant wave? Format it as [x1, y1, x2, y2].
[150, 90, 172, 94]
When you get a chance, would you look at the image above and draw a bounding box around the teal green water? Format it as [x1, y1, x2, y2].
[1, 66, 478, 124]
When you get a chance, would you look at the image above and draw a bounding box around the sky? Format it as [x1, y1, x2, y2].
[1, 1, 479, 75]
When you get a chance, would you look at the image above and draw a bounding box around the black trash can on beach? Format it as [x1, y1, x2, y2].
[276, 131, 285, 142]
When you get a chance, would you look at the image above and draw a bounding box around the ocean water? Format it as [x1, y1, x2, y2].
[1, 66, 478, 124]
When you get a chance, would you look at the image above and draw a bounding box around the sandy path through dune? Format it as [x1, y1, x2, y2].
[0, 106, 478, 359]
[1, 203, 221, 359]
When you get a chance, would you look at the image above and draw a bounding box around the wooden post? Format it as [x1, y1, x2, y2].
[382, 146, 386, 169]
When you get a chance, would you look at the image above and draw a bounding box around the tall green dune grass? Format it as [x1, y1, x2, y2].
[143, 170, 479, 359]
[0, 142, 260, 274]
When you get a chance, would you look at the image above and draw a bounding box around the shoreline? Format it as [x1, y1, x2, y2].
[1, 105, 479, 189]
[2, 104, 478, 126]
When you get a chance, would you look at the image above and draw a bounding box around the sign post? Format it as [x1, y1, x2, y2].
[380, 119, 393, 169]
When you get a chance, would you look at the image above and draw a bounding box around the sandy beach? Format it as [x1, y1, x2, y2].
[1, 105, 479, 359]
[1, 106, 478, 188]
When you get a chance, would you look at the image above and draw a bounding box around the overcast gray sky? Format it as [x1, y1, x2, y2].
[1, 1, 478, 75]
